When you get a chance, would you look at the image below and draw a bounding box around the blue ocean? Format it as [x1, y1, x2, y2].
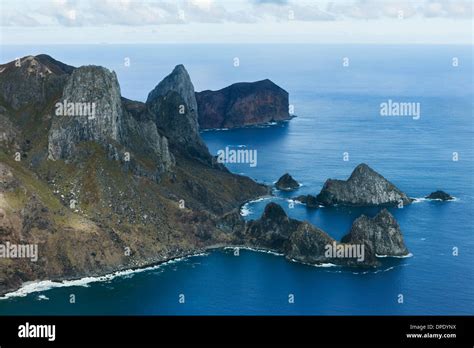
[0, 44, 472, 315]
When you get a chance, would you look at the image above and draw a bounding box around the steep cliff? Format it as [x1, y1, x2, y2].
[146, 65, 211, 162]
[196, 79, 291, 129]
[48, 66, 124, 160]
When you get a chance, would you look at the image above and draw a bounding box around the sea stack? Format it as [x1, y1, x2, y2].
[425, 190, 453, 201]
[316, 163, 412, 206]
[275, 173, 300, 191]
[146, 64, 212, 162]
[196, 79, 291, 129]
[341, 209, 409, 257]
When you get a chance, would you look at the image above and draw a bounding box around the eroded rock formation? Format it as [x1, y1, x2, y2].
[196, 79, 291, 129]
[316, 164, 412, 206]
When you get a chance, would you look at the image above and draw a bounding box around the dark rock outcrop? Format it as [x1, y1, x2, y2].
[243, 203, 299, 250]
[239, 202, 395, 267]
[275, 173, 300, 191]
[196, 79, 290, 129]
[284, 222, 339, 265]
[316, 164, 412, 206]
[425, 190, 453, 201]
[0, 55, 73, 110]
[342, 209, 409, 257]
[146, 65, 211, 162]
[294, 194, 319, 208]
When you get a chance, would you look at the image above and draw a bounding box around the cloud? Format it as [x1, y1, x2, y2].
[253, 0, 289, 4]
[423, 1, 473, 19]
[252, 2, 335, 21]
[330, 0, 472, 20]
[1, 12, 40, 27]
[0, 0, 471, 27]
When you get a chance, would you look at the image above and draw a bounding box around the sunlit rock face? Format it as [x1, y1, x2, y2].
[48, 66, 124, 161]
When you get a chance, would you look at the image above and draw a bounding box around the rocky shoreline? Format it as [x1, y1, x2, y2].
[0, 54, 451, 297]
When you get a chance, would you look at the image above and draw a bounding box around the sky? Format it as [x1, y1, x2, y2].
[0, 0, 472, 44]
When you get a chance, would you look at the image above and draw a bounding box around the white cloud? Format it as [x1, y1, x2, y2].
[0, 0, 472, 28]
[0, 0, 471, 44]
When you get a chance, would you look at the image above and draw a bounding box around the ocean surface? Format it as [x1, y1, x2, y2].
[0, 44, 472, 315]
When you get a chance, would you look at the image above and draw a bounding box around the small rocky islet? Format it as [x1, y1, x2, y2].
[268, 163, 455, 264]
[275, 173, 300, 191]
[425, 190, 454, 201]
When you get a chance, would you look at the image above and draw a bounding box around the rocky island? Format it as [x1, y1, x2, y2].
[238, 203, 409, 267]
[0, 55, 410, 296]
[316, 163, 412, 206]
[275, 173, 300, 191]
[196, 79, 291, 129]
[425, 190, 454, 201]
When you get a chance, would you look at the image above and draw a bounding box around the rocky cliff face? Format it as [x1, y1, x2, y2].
[196, 79, 291, 129]
[341, 209, 409, 257]
[48, 66, 124, 160]
[146, 65, 211, 162]
[120, 98, 175, 178]
[316, 164, 412, 206]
